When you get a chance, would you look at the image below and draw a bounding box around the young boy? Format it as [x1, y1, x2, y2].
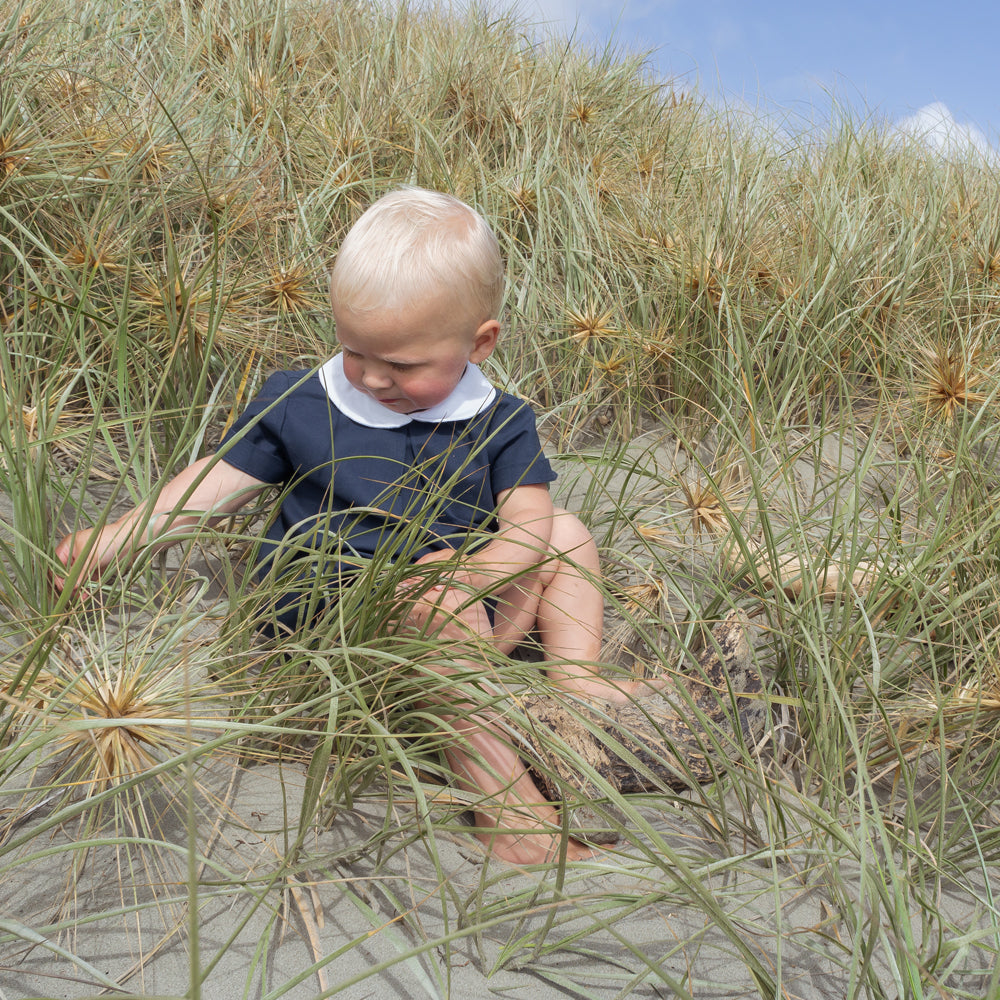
[55, 188, 658, 864]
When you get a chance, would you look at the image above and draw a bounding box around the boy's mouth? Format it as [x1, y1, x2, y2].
[374, 396, 415, 411]
[356, 385, 420, 413]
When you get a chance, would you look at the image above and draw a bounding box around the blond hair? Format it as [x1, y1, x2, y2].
[330, 188, 504, 321]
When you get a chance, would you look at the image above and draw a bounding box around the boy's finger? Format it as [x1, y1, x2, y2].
[396, 576, 446, 595]
[48, 566, 96, 604]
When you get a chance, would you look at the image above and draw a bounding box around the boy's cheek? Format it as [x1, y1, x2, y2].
[342, 358, 361, 384]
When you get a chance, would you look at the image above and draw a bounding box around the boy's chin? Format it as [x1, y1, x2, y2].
[373, 395, 435, 414]
[376, 398, 421, 413]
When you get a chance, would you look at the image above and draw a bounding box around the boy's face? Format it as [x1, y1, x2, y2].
[333, 294, 499, 415]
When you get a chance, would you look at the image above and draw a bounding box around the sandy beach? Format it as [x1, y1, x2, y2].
[3, 434, 998, 1000]
[3, 751, 995, 1000]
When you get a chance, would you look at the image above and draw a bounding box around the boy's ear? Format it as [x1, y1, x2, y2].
[469, 319, 500, 363]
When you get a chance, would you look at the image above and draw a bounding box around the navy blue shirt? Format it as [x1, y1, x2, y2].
[218, 370, 556, 578]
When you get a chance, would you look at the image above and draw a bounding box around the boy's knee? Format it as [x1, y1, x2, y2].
[549, 508, 594, 552]
[530, 509, 598, 588]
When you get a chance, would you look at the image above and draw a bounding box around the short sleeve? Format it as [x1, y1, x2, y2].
[486, 397, 556, 495]
[216, 371, 299, 485]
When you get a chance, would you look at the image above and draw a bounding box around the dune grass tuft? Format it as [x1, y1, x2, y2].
[0, 0, 999, 995]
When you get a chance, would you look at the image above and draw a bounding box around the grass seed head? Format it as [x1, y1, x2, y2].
[36, 633, 226, 805]
[0, 398, 45, 469]
[134, 270, 227, 341]
[568, 96, 597, 126]
[138, 274, 186, 313]
[683, 252, 724, 305]
[974, 250, 1000, 282]
[619, 580, 664, 615]
[240, 67, 278, 125]
[593, 354, 626, 374]
[635, 521, 670, 543]
[48, 70, 97, 108]
[633, 224, 679, 257]
[636, 149, 662, 181]
[566, 304, 617, 344]
[946, 193, 978, 244]
[20, 403, 38, 438]
[263, 263, 320, 312]
[641, 333, 676, 365]
[45, 665, 186, 794]
[0, 129, 31, 179]
[679, 463, 749, 537]
[63, 230, 124, 272]
[134, 141, 178, 182]
[509, 181, 537, 215]
[681, 480, 727, 536]
[502, 100, 530, 128]
[860, 274, 901, 331]
[587, 152, 622, 200]
[210, 30, 234, 63]
[913, 342, 991, 422]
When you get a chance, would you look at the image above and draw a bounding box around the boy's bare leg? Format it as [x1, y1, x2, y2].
[494, 510, 665, 702]
[533, 511, 604, 663]
[491, 509, 601, 659]
[405, 509, 662, 860]
[442, 715, 594, 863]
[402, 580, 593, 863]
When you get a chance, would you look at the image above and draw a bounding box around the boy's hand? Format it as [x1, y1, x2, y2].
[395, 548, 471, 598]
[393, 548, 454, 601]
[49, 456, 267, 601]
[51, 528, 102, 600]
[395, 550, 493, 640]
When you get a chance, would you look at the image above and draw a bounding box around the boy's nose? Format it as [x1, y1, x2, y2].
[362, 368, 392, 389]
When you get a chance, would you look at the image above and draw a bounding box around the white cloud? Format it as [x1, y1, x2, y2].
[896, 102, 997, 162]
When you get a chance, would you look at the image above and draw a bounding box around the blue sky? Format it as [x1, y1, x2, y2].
[514, 0, 999, 149]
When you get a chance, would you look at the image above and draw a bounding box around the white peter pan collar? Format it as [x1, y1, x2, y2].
[318, 353, 497, 428]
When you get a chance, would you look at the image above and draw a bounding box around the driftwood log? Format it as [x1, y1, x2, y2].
[504, 610, 767, 844]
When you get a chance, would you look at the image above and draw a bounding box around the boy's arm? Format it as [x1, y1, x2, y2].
[54, 456, 268, 592]
[469, 488, 670, 703]
[408, 484, 554, 593]
[456, 483, 555, 589]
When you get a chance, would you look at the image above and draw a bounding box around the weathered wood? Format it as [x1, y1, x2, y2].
[507, 611, 766, 844]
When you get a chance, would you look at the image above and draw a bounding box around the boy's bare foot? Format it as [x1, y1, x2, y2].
[476, 829, 595, 865]
[515, 610, 766, 802]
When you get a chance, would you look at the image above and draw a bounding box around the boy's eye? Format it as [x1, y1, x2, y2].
[342, 347, 415, 372]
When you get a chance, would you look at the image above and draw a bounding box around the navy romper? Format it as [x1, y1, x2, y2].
[218, 366, 555, 634]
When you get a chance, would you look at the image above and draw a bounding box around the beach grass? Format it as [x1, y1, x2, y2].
[1, 0, 999, 996]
